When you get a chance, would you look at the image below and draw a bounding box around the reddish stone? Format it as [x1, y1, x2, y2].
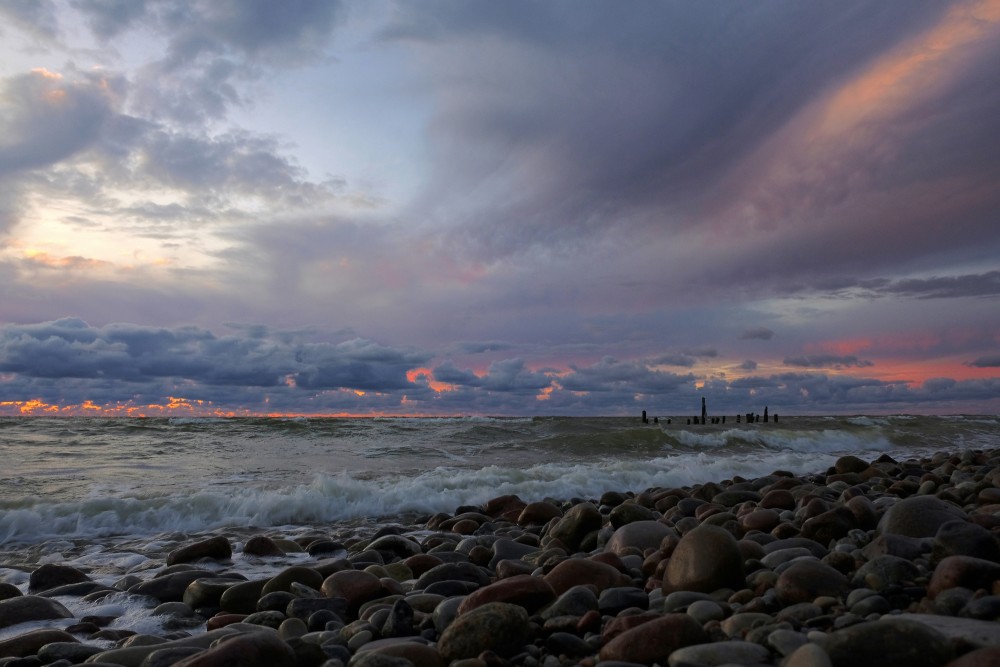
[457, 574, 556, 615]
[517, 501, 563, 526]
[662, 524, 745, 594]
[206, 613, 247, 630]
[760, 489, 796, 510]
[320, 569, 383, 611]
[544, 558, 631, 595]
[928, 556, 1000, 599]
[599, 613, 708, 664]
[601, 612, 660, 643]
[739, 509, 781, 533]
[945, 646, 1000, 667]
[483, 494, 526, 518]
[404, 554, 443, 578]
[452, 519, 479, 535]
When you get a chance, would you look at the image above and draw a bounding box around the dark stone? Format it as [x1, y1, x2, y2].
[0, 595, 74, 631]
[879, 496, 968, 539]
[166, 536, 232, 566]
[27, 563, 91, 593]
[821, 617, 953, 667]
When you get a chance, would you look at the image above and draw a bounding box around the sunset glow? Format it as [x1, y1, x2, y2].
[0, 2, 998, 416]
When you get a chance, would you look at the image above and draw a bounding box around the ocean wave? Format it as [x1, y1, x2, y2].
[0, 451, 841, 545]
[670, 427, 893, 454]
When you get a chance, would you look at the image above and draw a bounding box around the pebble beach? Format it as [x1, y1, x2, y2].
[3, 446, 1000, 667]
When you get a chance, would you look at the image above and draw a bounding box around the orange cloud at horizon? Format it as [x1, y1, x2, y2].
[406, 367, 457, 393]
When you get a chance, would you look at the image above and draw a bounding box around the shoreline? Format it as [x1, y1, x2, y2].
[2, 447, 1000, 666]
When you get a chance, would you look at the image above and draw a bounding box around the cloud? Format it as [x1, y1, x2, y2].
[968, 355, 1000, 368]
[740, 327, 775, 341]
[783, 355, 875, 369]
[740, 360, 758, 371]
[878, 271, 1000, 300]
[0, 68, 119, 177]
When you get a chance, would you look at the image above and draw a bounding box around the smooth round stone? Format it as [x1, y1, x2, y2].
[928, 556, 1000, 598]
[517, 501, 563, 526]
[432, 596, 465, 634]
[598, 586, 648, 615]
[686, 599, 724, 624]
[933, 521, 1000, 562]
[356, 639, 444, 667]
[543, 558, 630, 595]
[761, 548, 815, 569]
[546, 502, 603, 551]
[663, 591, 714, 612]
[322, 570, 383, 611]
[934, 587, 973, 615]
[437, 602, 531, 661]
[963, 594, 1000, 620]
[945, 646, 1000, 667]
[286, 596, 347, 622]
[218, 579, 268, 614]
[348, 629, 375, 651]
[264, 566, 324, 595]
[183, 577, 244, 609]
[852, 555, 920, 592]
[775, 560, 848, 605]
[740, 508, 782, 533]
[667, 639, 771, 667]
[153, 601, 195, 617]
[457, 574, 555, 615]
[608, 502, 657, 528]
[413, 562, 490, 590]
[784, 642, 833, 667]
[777, 602, 823, 624]
[662, 524, 745, 594]
[760, 489, 796, 511]
[878, 495, 968, 538]
[0, 629, 78, 659]
[367, 535, 422, 560]
[243, 535, 285, 557]
[142, 646, 205, 667]
[820, 617, 953, 667]
[767, 629, 809, 657]
[719, 612, 774, 638]
[279, 617, 308, 640]
[173, 629, 295, 667]
[764, 538, 829, 558]
[546, 631, 591, 657]
[0, 595, 73, 630]
[850, 595, 890, 617]
[540, 584, 598, 620]
[166, 535, 232, 566]
[27, 563, 91, 593]
[599, 613, 708, 664]
[604, 520, 673, 555]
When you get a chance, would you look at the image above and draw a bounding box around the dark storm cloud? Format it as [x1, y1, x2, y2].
[0, 0, 60, 39]
[969, 356, 1000, 368]
[878, 271, 1000, 300]
[560, 357, 694, 394]
[783, 355, 875, 369]
[388, 1, 954, 258]
[740, 327, 775, 341]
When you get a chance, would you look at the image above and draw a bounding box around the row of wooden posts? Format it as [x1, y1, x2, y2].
[641, 398, 777, 426]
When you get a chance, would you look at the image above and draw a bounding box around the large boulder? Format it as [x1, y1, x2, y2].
[437, 602, 531, 661]
[878, 496, 967, 539]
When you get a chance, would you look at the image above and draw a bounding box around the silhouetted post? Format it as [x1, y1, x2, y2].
[763, 406, 769, 423]
[736, 414, 741, 423]
[653, 417, 658, 424]
[774, 414, 779, 423]
[722, 416, 726, 424]
[701, 397, 707, 425]
[642, 410, 648, 424]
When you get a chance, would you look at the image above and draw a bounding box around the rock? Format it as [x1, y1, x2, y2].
[182, 577, 243, 609]
[349, 652, 416, 667]
[413, 562, 490, 590]
[785, 642, 833, 667]
[218, 579, 269, 614]
[945, 646, 1000, 667]
[489, 538, 539, 569]
[713, 490, 762, 506]
[27, 563, 91, 593]
[546, 502, 603, 551]
[356, 639, 445, 667]
[129, 569, 216, 603]
[142, 647, 206, 667]
[437, 602, 531, 661]
[608, 502, 657, 528]
[820, 617, 953, 667]
[760, 489, 796, 510]
[605, 520, 673, 556]
[599, 613, 708, 664]
[457, 574, 556, 614]
[667, 640, 771, 666]
[895, 613, 1000, 650]
[171, 630, 296, 667]
[802, 507, 857, 545]
[879, 496, 968, 538]
[933, 521, 1000, 563]
[517, 501, 563, 526]
[928, 556, 1000, 599]
[852, 555, 920, 592]
[0, 629, 77, 658]
[599, 586, 649, 615]
[286, 596, 348, 622]
[87, 627, 242, 667]
[775, 560, 848, 605]
[381, 598, 415, 637]
[263, 566, 324, 595]
[243, 535, 285, 557]
[545, 631, 591, 657]
[739, 508, 782, 533]
[662, 524, 745, 594]
[36, 641, 102, 663]
[544, 557, 630, 595]
[166, 536, 232, 566]
[368, 535, 423, 561]
[540, 584, 599, 619]
[0, 595, 74, 630]
[321, 570, 383, 612]
[0, 583, 20, 601]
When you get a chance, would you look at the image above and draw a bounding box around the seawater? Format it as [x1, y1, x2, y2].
[3, 414, 998, 546]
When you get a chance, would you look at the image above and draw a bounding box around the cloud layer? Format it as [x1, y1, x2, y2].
[0, 1, 998, 415]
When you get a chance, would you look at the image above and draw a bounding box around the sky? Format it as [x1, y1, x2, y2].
[1, 0, 999, 417]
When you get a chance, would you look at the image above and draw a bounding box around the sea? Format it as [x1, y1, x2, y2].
[0, 414, 998, 640]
